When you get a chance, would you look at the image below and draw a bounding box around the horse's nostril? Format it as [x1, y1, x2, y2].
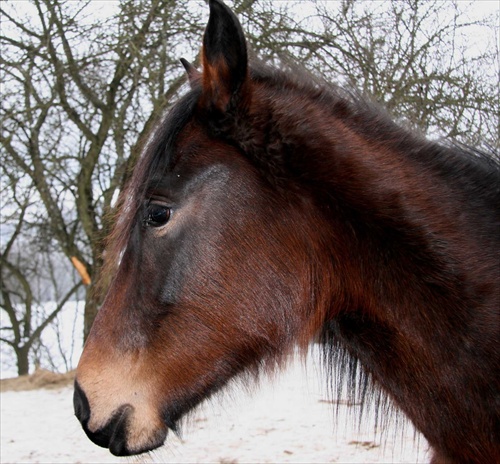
[73, 380, 90, 424]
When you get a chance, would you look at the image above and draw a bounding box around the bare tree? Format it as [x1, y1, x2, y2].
[1, 0, 204, 340]
[0, 184, 82, 375]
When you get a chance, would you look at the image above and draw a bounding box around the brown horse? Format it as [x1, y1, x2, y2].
[74, 1, 500, 462]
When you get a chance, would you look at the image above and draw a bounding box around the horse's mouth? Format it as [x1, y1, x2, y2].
[73, 381, 168, 456]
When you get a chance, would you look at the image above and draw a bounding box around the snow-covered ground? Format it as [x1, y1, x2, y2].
[1, 350, 430, 464]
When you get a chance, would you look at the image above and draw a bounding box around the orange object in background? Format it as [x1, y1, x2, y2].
[71, 256, 91, 286]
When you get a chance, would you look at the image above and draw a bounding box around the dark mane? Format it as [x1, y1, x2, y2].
[248, 59, 500, 190]
[250, 59, 500, 157]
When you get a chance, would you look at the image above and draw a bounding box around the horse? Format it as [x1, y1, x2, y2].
[74, 0, 500, 462]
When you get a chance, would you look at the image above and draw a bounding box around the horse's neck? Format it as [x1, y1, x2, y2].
[310, 118, 478, 321]
[255, 80, 497, 319]
[279, 87, 500, 462]
[320, 121, 437, 219]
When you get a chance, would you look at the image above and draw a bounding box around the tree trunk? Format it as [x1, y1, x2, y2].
[16, 345, 30, 376]
[82, 246, 108, 343]
[83, 288, 100, 343]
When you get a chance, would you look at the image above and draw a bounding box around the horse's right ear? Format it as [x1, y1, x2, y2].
[200, 0, 250, 113]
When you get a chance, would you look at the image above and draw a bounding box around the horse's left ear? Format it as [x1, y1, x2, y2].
[201, 0, 250, 112]
[181, 58, 202, 87]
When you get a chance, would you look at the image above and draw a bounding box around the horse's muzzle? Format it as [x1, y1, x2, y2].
[73, 381, 165, 456]
[73, 380, 130, 455]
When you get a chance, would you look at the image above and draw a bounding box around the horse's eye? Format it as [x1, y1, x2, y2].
[144, 203, 171, 227]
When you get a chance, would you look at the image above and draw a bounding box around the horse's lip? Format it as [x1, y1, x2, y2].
[80, 404, 133, 455]
[80, 404, 168, 456]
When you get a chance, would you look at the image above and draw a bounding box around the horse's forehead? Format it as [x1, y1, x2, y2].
[168, 120, 240, 173]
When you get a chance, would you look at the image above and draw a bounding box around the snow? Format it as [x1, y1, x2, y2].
[1, 350, 430, 464]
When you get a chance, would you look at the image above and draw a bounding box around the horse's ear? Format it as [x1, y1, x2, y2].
[201, 0, 250, 112]
[180, 58, 201, 87]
